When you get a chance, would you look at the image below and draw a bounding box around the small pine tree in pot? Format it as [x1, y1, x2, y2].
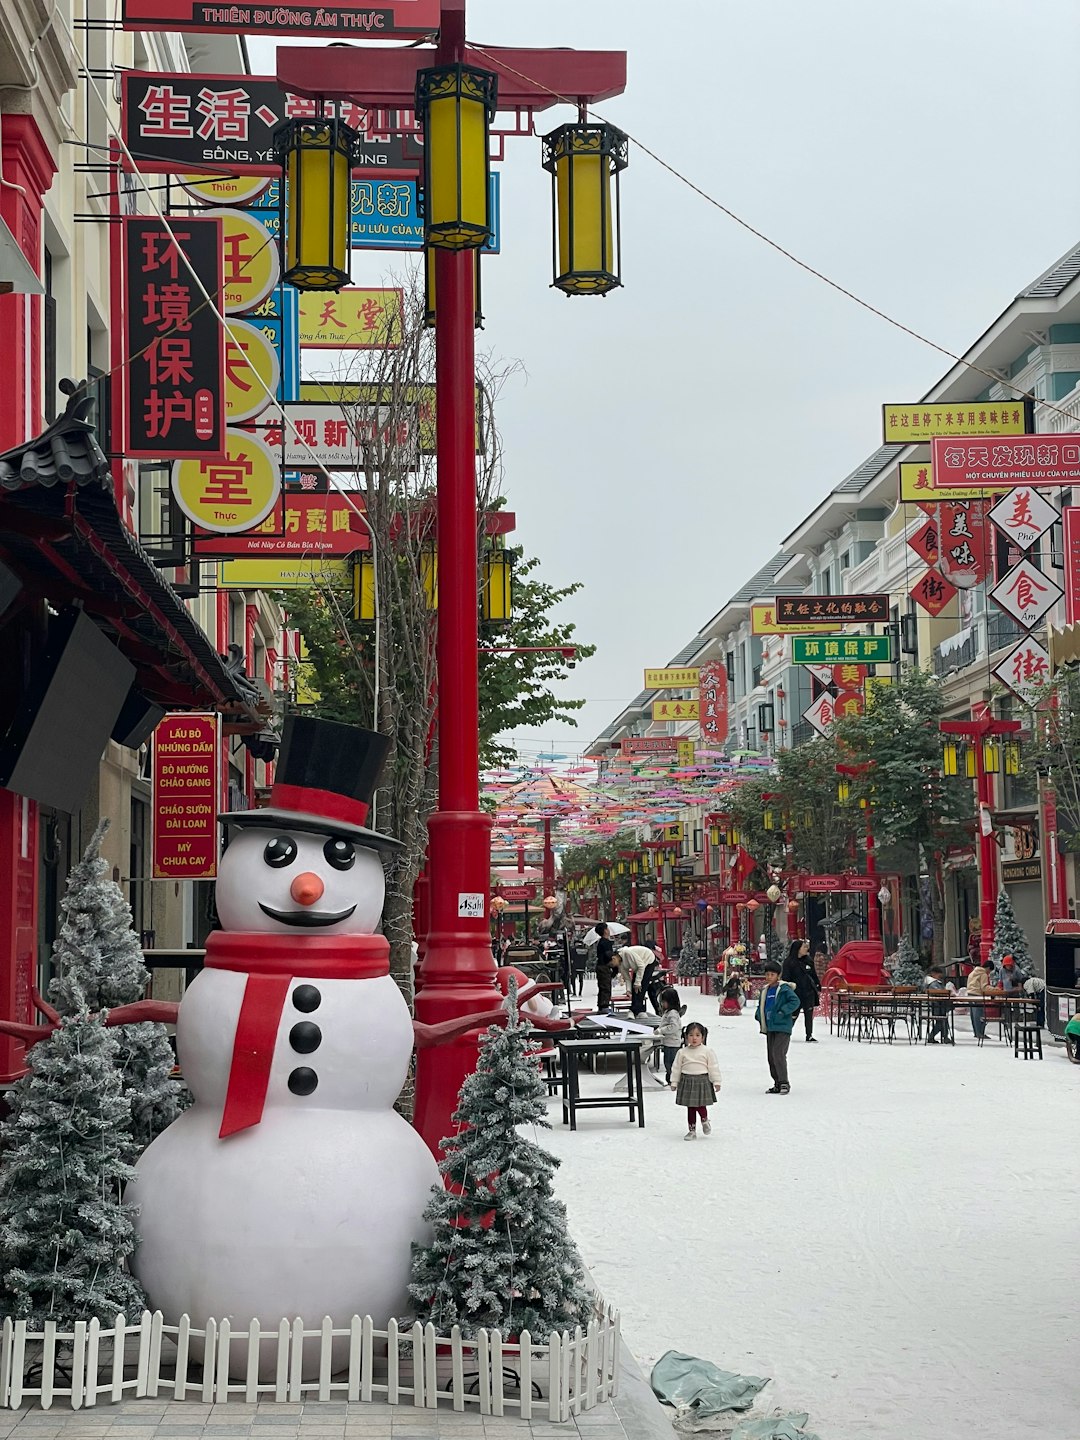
[409, 986, 592, 1341]
[888, 935, 925, 988]
[988, 887, 1034, 980]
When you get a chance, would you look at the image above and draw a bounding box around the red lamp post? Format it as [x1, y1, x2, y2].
[840, 760, 881, 950]
[940, 714, 1022, 964]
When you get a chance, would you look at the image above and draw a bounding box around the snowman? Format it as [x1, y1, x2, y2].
[129, 716, 507, 1376]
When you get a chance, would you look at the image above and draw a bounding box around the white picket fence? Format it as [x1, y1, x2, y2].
[0, 1308, 621, 1419]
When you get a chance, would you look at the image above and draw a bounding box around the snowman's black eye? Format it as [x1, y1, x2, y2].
[264, 836, 298, 868]
[324, 837, 355, 871]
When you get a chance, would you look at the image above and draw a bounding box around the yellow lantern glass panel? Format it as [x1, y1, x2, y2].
[423, 244, 484, 329]
[965, 748, 978, 779]
[942, 740, 960, 777]
[982, 740, 1000, 774]
[481, 550, 513, 622]
[274, 119, 355, 291]
[1004, 741, 1021, 775]
[542, 122, 628, 296]
[352, 552, 376, 622]
[415, 65, 496, 250]
[421, 546, 438, 611]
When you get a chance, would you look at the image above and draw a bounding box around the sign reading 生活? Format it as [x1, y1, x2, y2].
[898, 461, 1009, 505]
[121, 73, 418, 176]
[750, 603, 832, 636]
[651, 698, 698, 722]
[698, 661, 729, 746]
[775, 594, 889, 626]
[791, 635, 893, 666]
[121, 0, 440, 38]
[644, 667, 700, 690]
[123, 216, 224, 459]
[931, 435, 1080, 489]
[883, 400, 1032, 442]
[152, 713, 218, 879]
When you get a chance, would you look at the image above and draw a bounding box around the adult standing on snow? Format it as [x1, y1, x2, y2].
[782, 938, 821, 1042]
[594, 923, 617, 1012]
[755, 959, 801, 1094]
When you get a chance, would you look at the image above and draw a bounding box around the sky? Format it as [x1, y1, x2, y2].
[251, 0, 1080, 766]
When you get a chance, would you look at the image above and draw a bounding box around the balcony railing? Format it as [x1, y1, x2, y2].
[932, 611, 1028, 680]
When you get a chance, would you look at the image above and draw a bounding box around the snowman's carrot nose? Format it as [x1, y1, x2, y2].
[290, 871, 325, 905]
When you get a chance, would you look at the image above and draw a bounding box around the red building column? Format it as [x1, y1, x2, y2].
[0, 114, 56, 1083]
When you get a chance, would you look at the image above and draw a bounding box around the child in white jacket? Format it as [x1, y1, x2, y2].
[670, 1021, 722, 1140]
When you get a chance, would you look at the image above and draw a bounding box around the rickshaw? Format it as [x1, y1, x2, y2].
[1043, 920, 1080, 1045]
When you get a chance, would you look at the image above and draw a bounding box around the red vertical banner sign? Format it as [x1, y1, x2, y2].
[1063, 507, 1080, 625]
[152, 714, 220, 878]
[123, 215, 226, 459]
[1042, 786, 1068, 921]
[699, 661, 729, 745]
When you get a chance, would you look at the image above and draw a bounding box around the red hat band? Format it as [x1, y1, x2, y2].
[269, 783, 370, 829]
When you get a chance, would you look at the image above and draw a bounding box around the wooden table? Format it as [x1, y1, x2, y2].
[555, 1037, 646, 1130]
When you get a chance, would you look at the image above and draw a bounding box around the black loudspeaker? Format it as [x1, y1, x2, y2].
[111, 685, 166, 749]
[0, 608, 135, 812]
[0, 561, 22, 621]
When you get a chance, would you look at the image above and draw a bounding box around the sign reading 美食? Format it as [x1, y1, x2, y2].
[152, 714, 219, 878]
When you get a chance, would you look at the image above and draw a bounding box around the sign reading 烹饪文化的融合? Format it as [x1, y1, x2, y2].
[123, 216, 225, 460]
[791, 635, 893, 666]
[750, 603, 833, 636]
[651, 698, 698, 722]
[931, 435, 1080, 489]
[152, 714, 219, 879]
[775, 594, 889, 626]
[644, 667, 700, 689]
[883, 400, 1033, 442]
[899, 460, 1008, 504]
[121, 0, 440, 38]
[121, 73, 419, 176]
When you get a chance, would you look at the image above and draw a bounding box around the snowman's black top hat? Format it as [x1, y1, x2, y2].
[221, 715, 402, 851]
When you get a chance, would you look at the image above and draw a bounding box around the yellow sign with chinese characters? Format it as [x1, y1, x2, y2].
[297, 288, 404, 349]
[217, 557, 352, 590]
[651, 699, 698, 722]
[223, 320, 279, 423]
[883, 401, 1031, 442]
[219, 209, 280, 315]
[864, 675, 893, 706]
[660, 823, 684, 842]
[180, 174, 271, 207]
[750, 603, 833, 636]
[898, 461, 1008, 503]
[172, 429, 280, 534]
[645, 667, 700, 689]
[299, 381, 484, 455]
[677, 740, 695, 767]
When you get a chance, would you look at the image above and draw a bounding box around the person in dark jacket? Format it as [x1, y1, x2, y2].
[782, 938, 821, 1042]
[594, 923, 617, 1012]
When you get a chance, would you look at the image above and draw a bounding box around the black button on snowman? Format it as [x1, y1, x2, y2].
[129, 717, 446, 1371]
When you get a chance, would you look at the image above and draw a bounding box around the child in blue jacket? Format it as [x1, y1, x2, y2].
[755, 959, 802, 1094]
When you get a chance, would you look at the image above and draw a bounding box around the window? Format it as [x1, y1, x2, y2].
[138, 462, 190, 566]
[129, 795, 150, 940]
[43, 249, 57, 424]
[840, 550, 852, 570]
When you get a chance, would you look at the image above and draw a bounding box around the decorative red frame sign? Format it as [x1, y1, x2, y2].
[152, 714, 219, 879]
[122, 0, 439, 37]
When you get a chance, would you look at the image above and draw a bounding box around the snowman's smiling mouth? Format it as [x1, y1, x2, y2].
[258, 903, 357, 928]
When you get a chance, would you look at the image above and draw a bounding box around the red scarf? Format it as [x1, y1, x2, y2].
[204, 931, 389, 1138]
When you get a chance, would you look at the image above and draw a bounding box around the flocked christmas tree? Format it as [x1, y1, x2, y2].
[0, 965, 146, 1324]
[676, 933, 704, 978]
[987, 886, 1034, 980]
[49, 820, 183, 1159]
[888, 935, 925, 987]
[409, 984, 592, 1340]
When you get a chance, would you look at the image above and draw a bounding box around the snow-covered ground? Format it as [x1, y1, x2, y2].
[543, 981, 1080, 1440]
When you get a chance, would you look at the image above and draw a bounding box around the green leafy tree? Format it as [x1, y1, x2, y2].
[559, 829, 640, 918]
[833, 668, 974, 962]
[987, 886, 1033, 980]
[728, 741, 860, 879]
[408, 988, 591, 1339]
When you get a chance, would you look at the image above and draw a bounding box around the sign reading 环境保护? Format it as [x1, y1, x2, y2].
[255, 175, 501, 253]
[792, 635, 893, 666]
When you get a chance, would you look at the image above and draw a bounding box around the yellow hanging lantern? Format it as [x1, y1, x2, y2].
[273, 116, 357, 291]
[480, 549, 513, 622]
[423, 243, 484, 328]
[415, 64, 497, 250]
[542, 119, 628, 295]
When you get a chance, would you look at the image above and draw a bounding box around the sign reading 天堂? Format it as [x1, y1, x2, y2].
[882, 401, 1032, 442]
[297, 289, 404, 349]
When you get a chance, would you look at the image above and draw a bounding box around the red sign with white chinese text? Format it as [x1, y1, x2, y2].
[799, 875, 842, 893]
[1064, 507, 1080, 626]
[121, 0, 439, 39]
[121, 72, 417, 176]
[936, 498, 992, 587]
[698, 661, 729, 746]
[931, 435, 1080, 489]
[499, 885, 537, 902]
[910, 568, 957, 618]
[152, 713, 219, 878]
[1042, 788, 1068, 920]
[622, 738, 678, 756]
[123, 216, 225, 459]
[192, 491, 370, 557]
